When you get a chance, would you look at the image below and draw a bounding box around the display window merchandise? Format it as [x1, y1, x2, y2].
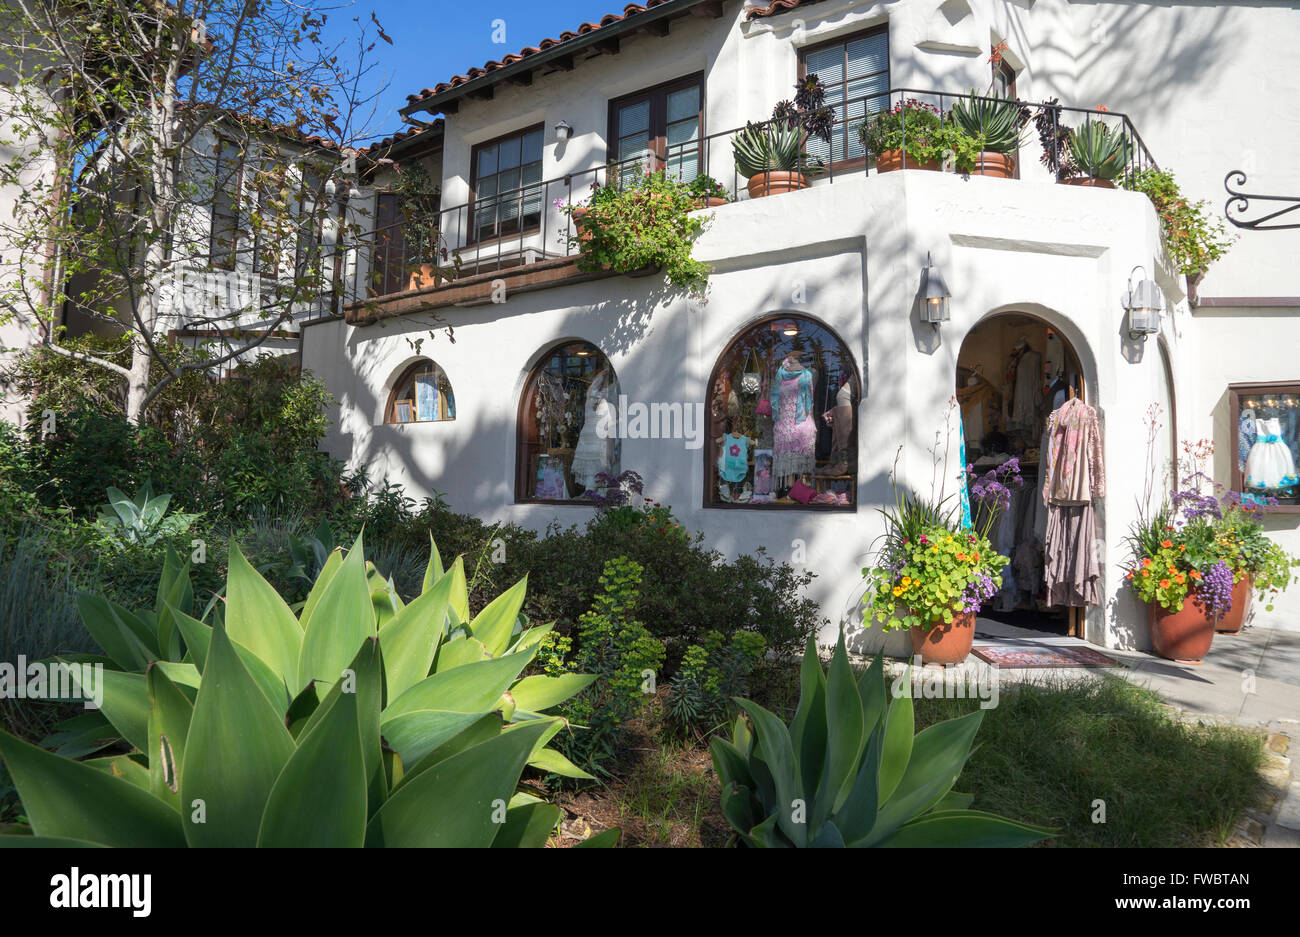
[1230, 382, 1300, 508]
[705, 315, 859, 508]
[517, 341, 621, 503]
[386, 359, 456, 424]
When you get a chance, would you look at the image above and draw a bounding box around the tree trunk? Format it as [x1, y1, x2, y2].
[125, 336, 151, 425]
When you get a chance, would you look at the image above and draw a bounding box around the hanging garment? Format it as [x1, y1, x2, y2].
[718, 434, 750, 484]
[1044, 503, 1101, 606]
[571, 373, 619, 490]
[1244, 417, 1299, 489]
[1238, 408, 1256, 472]
[772, 365, 816, 480]
[753, 450, 774, 496]
[1042, 398, 1105, 506]
[1011, 348, 1043, 433]
[959, 419, 973, 530]
[1041, 397, 1105, 607]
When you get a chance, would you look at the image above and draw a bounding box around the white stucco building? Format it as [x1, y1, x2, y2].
[303, 0, 1300, 649]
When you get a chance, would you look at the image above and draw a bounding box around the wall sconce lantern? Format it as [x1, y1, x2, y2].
[1122, 265, 1162, 340]
[919, 251, 951, 325]
[554, 120, 573, 142]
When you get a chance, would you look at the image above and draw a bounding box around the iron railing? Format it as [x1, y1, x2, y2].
[341, 88, 1158, 307]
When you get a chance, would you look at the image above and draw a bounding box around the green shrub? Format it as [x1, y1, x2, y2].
[667, 629, 766, 734]
[1122, 167, 1234, 278]
[553, 557, 666, 778]
[711, 636, 1055, 847]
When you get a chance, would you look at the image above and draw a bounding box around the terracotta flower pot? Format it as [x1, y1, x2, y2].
[570, 207, 594, 246]
[1215, 575, 1253, 635]
[1148, 600, 1216, 663]
[908, 609, 975, 666]
[745, 170, 808, 199]
[1061, 176, 1115, 189]
[971, 152, 1015, 178]
[875, 149, 941, 173]
[406, 262, 440, 291]
[693, 196, 728, 209]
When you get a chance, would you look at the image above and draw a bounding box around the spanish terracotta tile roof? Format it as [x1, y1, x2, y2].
[404, 0, 678, 108]
[745, 0, 820, 20]
[358, 120, 443, 158]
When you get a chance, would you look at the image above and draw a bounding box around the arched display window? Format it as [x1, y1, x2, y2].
[517, 341, 621, 502]
[385, 359, 455, 423]
[706, 315, 859, 508]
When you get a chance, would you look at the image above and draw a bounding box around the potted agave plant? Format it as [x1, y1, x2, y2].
[1063, 118, 1131, 188]
[732, 75, 834, 199]
[950, 90, 1029, 178]
[863, 459, 1017, 665]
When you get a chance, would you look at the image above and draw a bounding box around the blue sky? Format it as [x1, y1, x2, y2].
[323, 0, 623, 142]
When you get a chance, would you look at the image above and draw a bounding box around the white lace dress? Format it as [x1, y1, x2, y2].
[1245, 417, 1299, 490]
[571, 373, 619, 490]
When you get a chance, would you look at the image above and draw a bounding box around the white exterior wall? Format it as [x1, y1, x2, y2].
[304, 0, 1300, 643]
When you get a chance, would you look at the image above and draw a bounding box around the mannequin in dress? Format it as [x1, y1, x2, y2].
[571, 369, 619, 493]
[771, 352, 818, 486]
[818, 376, 854, 476]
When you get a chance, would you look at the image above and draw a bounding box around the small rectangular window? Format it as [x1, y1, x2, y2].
[470, 125, 544, 243]
[800, 25, 889, 169]
[608, 74, 704, 187]
[210, 138, 243, 270]
[1230, 383, 1300, 511]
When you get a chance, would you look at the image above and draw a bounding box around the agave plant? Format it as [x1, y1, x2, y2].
[94, 483, 199, 549]
[2, 533, 610, 846]
[711, 635, 1054, 847]
[950, 91, 1028, 155]
[732, 120, 808, 179]
[1067, 119, 1132, 181]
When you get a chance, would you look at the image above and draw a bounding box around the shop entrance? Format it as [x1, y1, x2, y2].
[957, 312, 1088, 638]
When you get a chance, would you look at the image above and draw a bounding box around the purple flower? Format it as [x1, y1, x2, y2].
[1197, 560, 1235, 621]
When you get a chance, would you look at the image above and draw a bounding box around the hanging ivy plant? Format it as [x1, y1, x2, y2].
[1123, 168, 1235, 278]
[560, 169, 710, 299]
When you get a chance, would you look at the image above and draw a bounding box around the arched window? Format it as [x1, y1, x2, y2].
[386, 359, 455, 423]
[517, 341, 621, 502]
[707, 315, 859, 508]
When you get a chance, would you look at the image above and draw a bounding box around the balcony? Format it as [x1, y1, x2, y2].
[340, 89, 1158, 324]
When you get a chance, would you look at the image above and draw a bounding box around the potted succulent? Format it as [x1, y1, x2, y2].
[1063, 118, 1131, 188]
[732, 74, 834, 199]
[686, 173, 730, 208]
[858, 99, 981, 174]
[950, 90, 1029, 178]
[863, 460, 1017, 665]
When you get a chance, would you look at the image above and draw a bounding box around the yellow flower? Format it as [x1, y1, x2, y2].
[901, 577, 912, 587]
[892, 586, 903, 597]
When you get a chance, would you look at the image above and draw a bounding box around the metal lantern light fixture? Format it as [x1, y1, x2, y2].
[555, 120, 573, 142]
[1122, 265, 1162, 340]
[919, 252, 951, 325]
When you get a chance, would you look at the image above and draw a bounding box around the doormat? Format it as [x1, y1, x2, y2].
[972, 644, 1121, 669]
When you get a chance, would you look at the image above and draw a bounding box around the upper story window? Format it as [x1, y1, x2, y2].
[609, 74, 703, 186]
[387, 359, 456, 424]
[210, 138, 244, 269]
[800, 25, 889, 168]
[471, 125, 544, 243]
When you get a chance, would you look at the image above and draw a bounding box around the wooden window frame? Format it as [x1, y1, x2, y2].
[607, 72, 706, 180]
[1228, 381, 1300, 514]
[385, 359, 456, 424]
[992, 57, 1022, 179]
[702, 313, 861, 512]
[797, 23, 890, 174]
[468, 123, 545, 247]
[210, 137, 244, 270]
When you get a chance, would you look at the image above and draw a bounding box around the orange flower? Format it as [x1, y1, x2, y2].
[1175, 574, 1186, 584]
[1160, 579, 1171, 589]
[972, 553, 980, 562]
[956, 552, 967, 561]
[1160, 539, 1173, 549]
[1190, 570, 1202, 580]
[1142, 558, 1152, 568]
[1179, 544, 1186, 552]
[1126, 570, 1134, 580]
[1142, 569, 1150, 577]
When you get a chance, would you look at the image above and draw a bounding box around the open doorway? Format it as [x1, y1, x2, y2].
[957, 312, 1087, 637]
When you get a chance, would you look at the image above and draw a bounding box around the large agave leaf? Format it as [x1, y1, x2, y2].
[736, 699, 804, 847]
[226, 541, 302, 692]
[878, 663, 915, 802]
[857, 651, 887, 734]
[167, 603, 211, 671]
[84, 754, 151, 790]
[447, 558, 470, 626]
[257, 641, 378, 847]
[364, 719, 551, 847]
[422, 532, 445, 591]
[509, 672, 598, 714]
[382, 710, 492, 767]
[434, 633, 490, 672]
[300, 547, 344, 625]
[376, 568, 455, 701]
[813, 635, 864, 829]
[76, 594, 155, 671]
[79, 668, 149, 753]
[833, 723, 882, 846]
[0, 731, 186, 847]
[491, 802, 561, 848]
[789, 635, 827, 801]
[146, 664, 193, 810]
[180, 623, 296, 847]
[383, 648, 538, 723]
[872, 809, 1053, 847]
[469, 576, 528, 657]
[392, 712, 503, 791]
[298, 532, 374, 692]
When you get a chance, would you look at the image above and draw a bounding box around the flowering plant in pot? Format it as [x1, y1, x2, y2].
[858, 99, 981, 174]
[392, 161, 460, 289]
[732, 74, 834, 198]
[1064, 118, 1131, 188]
[685, 173, 730, 208]
[1206, 490, 1299, 632]
[862, 458, 1017, 665]
[1121, 168, 1235, 303]
[557, 169, 710, 298]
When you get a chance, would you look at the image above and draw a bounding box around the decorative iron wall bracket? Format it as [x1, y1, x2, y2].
[1225, 171, 1300, 230]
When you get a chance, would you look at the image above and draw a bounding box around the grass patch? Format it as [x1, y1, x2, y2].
[913, 674, 1267, 847]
